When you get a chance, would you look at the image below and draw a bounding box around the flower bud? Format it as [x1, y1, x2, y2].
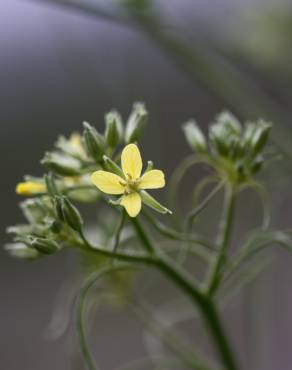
[140, 190, 172, 215]
[61, 197, 83, 232]
[16, 181, 46, 196]
[216, 111, 241, 134]
[45, 173, 59, 196]
[250, 121, 272, 156]
[183, 120, 207, 153]
[41, 152, 81, 176]
[30, 237, 60, 254]
[103, 155, 125, 178]
[5, 243, 39, 259]
[250, 156, 264, 174]
[53, 196, 65, 221]
[209, 124, 230, 156]
[104, 111, 123, 148]
[125, 103, 147, 144]
[83, 122, 105, 162]
[145, 161, 154, 173]
[20, 198, 47, 224]
[242, 123, 257, 149]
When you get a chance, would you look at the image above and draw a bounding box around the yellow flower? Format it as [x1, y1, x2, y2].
[16, 181, 46, 196]
[91, 144, 165, 217]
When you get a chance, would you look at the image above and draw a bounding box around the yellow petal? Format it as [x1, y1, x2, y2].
[91, 171, 125, 194]
[16, 182, 46, 196]
[121, 144, 142, 180]
[120, 192, 142, 217]
[139, 170, 165, 189]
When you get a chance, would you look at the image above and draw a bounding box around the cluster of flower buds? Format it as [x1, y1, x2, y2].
[41, 102, 147, 176]
[183, 111, 272, 186]
[6, 172, 86, 259]
[7, 103, 150, 258]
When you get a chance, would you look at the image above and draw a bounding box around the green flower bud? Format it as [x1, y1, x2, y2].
[41, 152, 81, 176]
[250, 156, 264, 174]
[216, 111, 241, 135]
[242, 123, 257, 149]
[209, 124, 230, 156]
[83, 122, 105, 162]
[104, 111, 123, 148]
[251, 120, 272, 155]
[125, 103, 147, 144]
[30, 237, 60, 255]
[53, 196, 65, 221]
[5, 243, 39, 259]
[103, 155, 125, 178]
[145, 161, 154, 173]
[45, 173, 59, 196]
[61, 197, 83, 232]
[183, 120, 207, 153]
[140, 190, 172, 215]
[20, 198, 47, 224]
[210, 113, 242, 157]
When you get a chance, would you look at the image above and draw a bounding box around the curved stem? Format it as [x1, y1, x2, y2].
[186, 182, 224, 232]
[76, 265, 135, 370]
[206, 186, 236, 295]
[168, 155, 211, 222]
[78, 220, 238, 370]
[142, 209, 214, 249]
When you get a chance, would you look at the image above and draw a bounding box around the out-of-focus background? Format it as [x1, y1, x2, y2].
[1, 0, 292, 369]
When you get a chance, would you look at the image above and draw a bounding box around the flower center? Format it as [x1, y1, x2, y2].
[123, 174, 140, 195]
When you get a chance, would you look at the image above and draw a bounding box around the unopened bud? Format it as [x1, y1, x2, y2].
[103, 155, 124, 178]
[41, 152, 81, 176]
[31, 237, 60, 255]
[251, 121, 272, 155]
[104, 111, 123, 148]
[183, 120, 207, 153]
[83, 122, 105, 162]
[125, 103, 147, 143]
[140, 190, 172, 215]
[61, 197, 83, 232]
[5, 243, 39, 259]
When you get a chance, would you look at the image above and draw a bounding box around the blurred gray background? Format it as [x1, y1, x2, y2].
[1, 0, 292, 369]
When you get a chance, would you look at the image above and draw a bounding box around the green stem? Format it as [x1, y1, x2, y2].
[130, 217, 156, 254]
[76, 265, 135, 370]
[78, 221, 238, 370]
[131, 218, 238, 370]
[77, 273, 100, 370]
[112, 210, 126, 253]
[186, 182, 224, 232]
[206, 186, 236, 295]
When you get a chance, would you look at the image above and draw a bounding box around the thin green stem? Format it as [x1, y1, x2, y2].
[76, 265, 135, 370]
[130, 217, 156, 254]
[206, 186, 236, 295]
[186, 182, 224, 232]
[78, 220, 238, 370]
[177, 181, 223, 265]
[130, 301, 213, 370]
[131, 218, 238, 370]
[143, 209, 213, 248]
[112, 210, 126, 253]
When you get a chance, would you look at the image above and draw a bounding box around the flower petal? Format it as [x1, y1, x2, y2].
[120, 192, 142, 217]
[121, 144, 142, 180]
[139, 170, 165, 189]
[16, 182, 46, 196]
[91, 171, 125, 194]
